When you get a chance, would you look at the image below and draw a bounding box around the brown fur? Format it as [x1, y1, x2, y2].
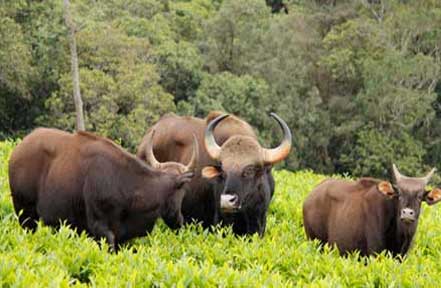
[219, 136, 264, 168]
[303, 175, 441, 257]
[137, 113, 258, 173]
[303, 178, 396, 256]
[9, 128, 193, 251]
[137, 112, 275, 236]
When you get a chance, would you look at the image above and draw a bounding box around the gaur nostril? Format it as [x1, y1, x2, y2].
[401, 208, 416, 222]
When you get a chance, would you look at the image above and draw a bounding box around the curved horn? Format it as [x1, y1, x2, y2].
[423, 167, 437, 184]
[205, 114, 229, 160]
[262, 113, 292, 164]
[392, 164, 403, 183]
[145, 130, 162, 170]
[393, 164, 436, 184]
[185, 134, 199, 171]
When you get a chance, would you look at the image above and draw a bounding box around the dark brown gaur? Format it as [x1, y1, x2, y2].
[137, 111, 292, 236]
[9, 128, 197, 251]
[145, 130, 199, 175]
[303, 164, 441, 257]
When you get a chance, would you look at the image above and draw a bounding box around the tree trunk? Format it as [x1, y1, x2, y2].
[63, 0, 85, 131]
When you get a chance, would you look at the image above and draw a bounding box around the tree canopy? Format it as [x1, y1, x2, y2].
[1, 0, 441, 180]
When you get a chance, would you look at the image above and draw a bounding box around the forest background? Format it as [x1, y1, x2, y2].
[1, 0, 441, 181]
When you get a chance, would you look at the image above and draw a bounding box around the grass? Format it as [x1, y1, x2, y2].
[1, 140, 441, 287]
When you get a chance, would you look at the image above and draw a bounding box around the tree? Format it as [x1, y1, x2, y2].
[190, 72, 272, 141]
[63, 0, 85, 131]
[39, 23, 175, 151]
[339, 129, 427, 179]
[0, 5, 35, 137]
[153, 40, 203, 103]
[203, 0, 270, 74]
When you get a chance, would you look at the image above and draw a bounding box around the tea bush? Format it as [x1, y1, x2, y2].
[1, 140, 440, 287]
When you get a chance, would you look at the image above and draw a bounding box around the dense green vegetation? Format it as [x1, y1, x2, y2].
[2, 0, 441, 180]
[1, 141, 441, 286]
[3, 1, 441, 286]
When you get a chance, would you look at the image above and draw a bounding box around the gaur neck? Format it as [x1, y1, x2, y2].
[386, 201, 418, 257]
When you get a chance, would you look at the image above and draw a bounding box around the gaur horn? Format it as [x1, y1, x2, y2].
[392, 164, 402, 182]
[146, 129, 163, 169]
[184, 134, 199, 171]
[205, 114, 229, 160]
[422, 167, 437, 184]
[392, 163, 436, 184]
[262, 113, 292, 164]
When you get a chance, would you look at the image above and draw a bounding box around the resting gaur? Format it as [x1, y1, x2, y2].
[303, 164, 441, 257]
[9, 128, 197, 251]
[137, 111, 292, 236]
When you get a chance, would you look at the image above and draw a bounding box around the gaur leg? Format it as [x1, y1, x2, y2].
[230, 213, 245, 236]
[366, 241, 384, 256]
[258, 212, 267, 237]
[243, 210, 266, 237]
[88, 217, 116, 252]
[303, 206, 327, 244]
[85, 204, 117, 252]
[208, 186, 220, 227]
[83, 174, 120, 251]
[11, 192, 38, 231]
[366, 231, 386, 256]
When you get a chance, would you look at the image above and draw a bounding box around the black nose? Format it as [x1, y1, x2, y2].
[220, 194, 241, 212]
[228, 194, 238, 205]
[400, 208, 416, 223]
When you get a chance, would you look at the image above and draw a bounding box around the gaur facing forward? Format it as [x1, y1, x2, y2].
[137, 111, 292, 236]
[303, 164, 441, 257]
[9, 128, 197, 250]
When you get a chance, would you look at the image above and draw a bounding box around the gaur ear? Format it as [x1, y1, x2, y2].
[176, 171, 194, 189]
[377, 181, 396, 198]
[424, 188, 441, 205]
[202, 166, 221, 179]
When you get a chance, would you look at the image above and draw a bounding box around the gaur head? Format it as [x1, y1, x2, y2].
[201, 113, 292, 213]
[145, 129, 199, 176]
[378, 164, 441, 229]
[144, 130, 198, 228]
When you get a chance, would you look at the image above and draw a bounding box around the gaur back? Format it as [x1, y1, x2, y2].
[9, 128, 196, 251]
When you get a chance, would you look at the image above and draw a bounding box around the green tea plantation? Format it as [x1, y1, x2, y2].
[1, 140, 441, 287]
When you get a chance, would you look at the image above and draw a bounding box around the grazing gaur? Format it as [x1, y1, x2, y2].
[9, 128, 197, 251]
[303, 164, 441, 257]
[137, 111, 292, 236]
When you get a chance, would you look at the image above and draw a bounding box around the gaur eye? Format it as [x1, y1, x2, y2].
[242, 166, 256, 178]
[216, 166, 225, 179]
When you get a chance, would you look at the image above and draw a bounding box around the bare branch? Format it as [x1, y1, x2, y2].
[63, 0, 85, 131]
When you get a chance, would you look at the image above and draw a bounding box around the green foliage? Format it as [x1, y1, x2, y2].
[1, 0, 441, 178]
[356, 51, 438, 130]
[2, 142, 441, 286]
[339, 129, 427, 179]
[203, 0, 270, 74]
[0, 16, 34, 97]
[190, 72, 273, 141]
[38, 23, 175, 150]
[154, 40, 204, 103]
[169, 0, 214, 41]
[0, 6, 36, 137]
